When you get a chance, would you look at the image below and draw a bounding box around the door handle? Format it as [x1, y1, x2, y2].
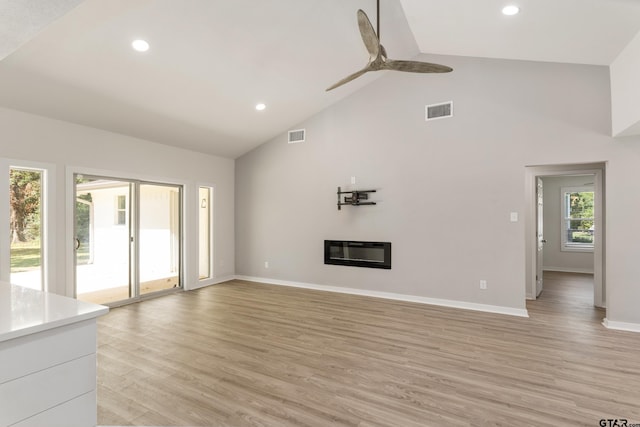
[541, 239, 547, 243]
[75, 238, 81, 250]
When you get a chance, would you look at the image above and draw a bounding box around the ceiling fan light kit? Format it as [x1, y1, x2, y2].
[326, 1, 452, 91]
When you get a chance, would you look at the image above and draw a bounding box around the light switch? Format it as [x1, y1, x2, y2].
[510, 212, 518, 222]
[351, 176, 356, 185]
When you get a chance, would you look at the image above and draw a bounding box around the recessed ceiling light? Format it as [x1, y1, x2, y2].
[502, 5, 520, 15]
[255, 103, 266, 111]
[131, 39, 150, 52]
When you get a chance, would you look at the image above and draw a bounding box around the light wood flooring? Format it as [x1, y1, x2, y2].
[79, 276, 179, 305]
[97, 272, 640, 426]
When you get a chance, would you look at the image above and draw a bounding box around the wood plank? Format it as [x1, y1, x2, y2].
[97, 273, 640, 425]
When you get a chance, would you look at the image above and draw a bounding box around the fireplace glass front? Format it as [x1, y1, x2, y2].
[324, 240, 391, 269]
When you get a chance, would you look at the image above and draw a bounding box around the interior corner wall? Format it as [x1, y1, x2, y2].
[0, 106, 235, 296]
[236, 52, 640, 324]
[541, 176, 594, 273]
[611, 29, 640, 137]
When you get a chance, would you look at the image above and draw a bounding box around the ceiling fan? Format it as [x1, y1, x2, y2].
[326, 0, 453, 91]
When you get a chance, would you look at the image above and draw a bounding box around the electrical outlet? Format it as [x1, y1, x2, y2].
[264, 261, 269, 269]
[480, 280, 487, 290]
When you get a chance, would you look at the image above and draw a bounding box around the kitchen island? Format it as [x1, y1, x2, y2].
[0, 282, 108, 427]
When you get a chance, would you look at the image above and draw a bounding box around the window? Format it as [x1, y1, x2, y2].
[115, 195, 126, 225]
[9, 167, 44, 290]
[561, 187, 594, 252]
[198, 186, 213, 280]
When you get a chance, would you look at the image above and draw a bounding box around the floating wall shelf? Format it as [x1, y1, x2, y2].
[337, 186, 378, 210]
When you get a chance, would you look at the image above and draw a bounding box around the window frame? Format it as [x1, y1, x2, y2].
[560, 186, 594, 253]
[115, 194, 127, 225]
[1, 158, 56, 292]
[198, 185, 214, 282]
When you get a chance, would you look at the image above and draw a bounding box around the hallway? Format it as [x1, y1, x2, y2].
[527, 271, 604, 323]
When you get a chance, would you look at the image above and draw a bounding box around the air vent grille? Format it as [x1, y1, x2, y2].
[288, 129, 305, 143]
[425, 101, 453, 121]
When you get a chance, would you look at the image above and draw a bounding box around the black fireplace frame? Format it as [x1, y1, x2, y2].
[324, 240, 391, 269]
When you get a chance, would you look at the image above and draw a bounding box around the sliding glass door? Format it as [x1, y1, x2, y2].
[75, 175, 182, 305]
[139, 183, 181, 295]
[75, 177, 132, 304]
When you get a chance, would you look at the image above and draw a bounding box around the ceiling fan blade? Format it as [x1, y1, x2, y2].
[325, 5, 453, 92]
[380, 44, 388, 60]
[357, 9, 380, 59]
[383, 60, 453, 73]
[326, 66, 371, 91]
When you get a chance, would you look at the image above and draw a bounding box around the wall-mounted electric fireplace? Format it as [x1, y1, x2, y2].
[324, 240, 391, 269]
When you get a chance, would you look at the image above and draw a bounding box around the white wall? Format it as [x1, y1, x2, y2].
[0, 106, 235, 296]
[611, 29, 640, 137]
[86, 186, 130, 270]
[236, 53, 640, 326]
[541, 176, 594, 273]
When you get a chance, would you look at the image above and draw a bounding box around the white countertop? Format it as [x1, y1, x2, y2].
[0, 282, 109, 343]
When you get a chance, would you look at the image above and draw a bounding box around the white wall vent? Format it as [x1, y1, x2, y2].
[288, 129, 305, 143]
[425, 101, 453, 121]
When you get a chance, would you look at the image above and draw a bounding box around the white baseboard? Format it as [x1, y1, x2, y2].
[602, 318, 640, 333]
[234, 275, 529, 318]
[188, 275, 235, 291]
[543, 266, 594, 274]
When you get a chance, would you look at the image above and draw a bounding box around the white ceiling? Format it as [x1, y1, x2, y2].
[0, 0, 85, 60]
[401, 0, 640, 65]
[0, 0, 639, 159]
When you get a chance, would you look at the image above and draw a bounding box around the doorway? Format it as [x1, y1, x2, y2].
[527, 272, 605, 324]
[525, 163, 605, 310]
[74, 174, 182, 305]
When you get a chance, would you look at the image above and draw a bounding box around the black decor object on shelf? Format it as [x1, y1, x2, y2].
[337, 186, 377, 210]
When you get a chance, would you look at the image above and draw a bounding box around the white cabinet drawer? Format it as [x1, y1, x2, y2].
[0, 354, 96, 426]
[0, 320, 96, 384]
[11, 391, 96, 427]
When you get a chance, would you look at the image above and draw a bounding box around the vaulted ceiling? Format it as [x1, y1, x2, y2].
[1, 0, 639, 158]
